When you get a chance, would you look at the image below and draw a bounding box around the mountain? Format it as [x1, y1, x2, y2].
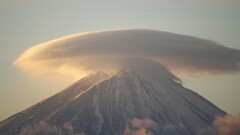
[0, 69, 225, 135]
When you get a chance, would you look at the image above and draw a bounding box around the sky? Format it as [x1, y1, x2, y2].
[0, 0, 240, 121]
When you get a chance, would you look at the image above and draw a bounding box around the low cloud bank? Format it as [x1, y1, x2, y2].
[122, 119, 157, 135]
[19, 121, 87, 135]
[122, 119, 190, 135]
[14, 29, 240, 80]
[213, 115, 240, 135]
[197, 115, 240, 135]
[19, 116, 240, 135]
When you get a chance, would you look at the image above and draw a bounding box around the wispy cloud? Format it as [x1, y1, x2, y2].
[14, 29, 240, 80]
[213, 115, 240, 135]
[197, 115, 240, 135]
[19, 121, 87, 135]
[20, 121, 63, 135]
[122, 119, 157, 135]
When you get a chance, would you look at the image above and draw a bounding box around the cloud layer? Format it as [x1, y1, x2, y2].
[213, 115, 240, 135]
[14, 29, 240, 80]
[19, 116, 240, 135]
[197, 115, 240, 135]
[122, 119, 157, 135]
[20, 121, 87, 135]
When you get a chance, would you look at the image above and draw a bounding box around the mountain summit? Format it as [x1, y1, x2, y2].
[0, 65, 225, 135]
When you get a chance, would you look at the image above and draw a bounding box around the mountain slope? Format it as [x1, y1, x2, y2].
[0, 72, 110, 135]
[0, 71, 225, 135]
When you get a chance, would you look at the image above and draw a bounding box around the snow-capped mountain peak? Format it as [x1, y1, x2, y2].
[0, 69, 225, 135]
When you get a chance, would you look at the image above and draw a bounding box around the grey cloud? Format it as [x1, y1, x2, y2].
[14, 29, 240, 79]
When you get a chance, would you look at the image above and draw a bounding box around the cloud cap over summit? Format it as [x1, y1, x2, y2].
[14, 29, 240, 79]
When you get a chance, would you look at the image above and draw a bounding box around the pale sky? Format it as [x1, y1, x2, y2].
[0, 0, 240, 120]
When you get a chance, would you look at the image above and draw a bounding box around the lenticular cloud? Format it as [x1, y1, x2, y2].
[14, 29, 240, 80]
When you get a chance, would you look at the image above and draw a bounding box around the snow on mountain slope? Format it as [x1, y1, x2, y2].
[0, 69, 225, 135]
[0, 72, 110, 135]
